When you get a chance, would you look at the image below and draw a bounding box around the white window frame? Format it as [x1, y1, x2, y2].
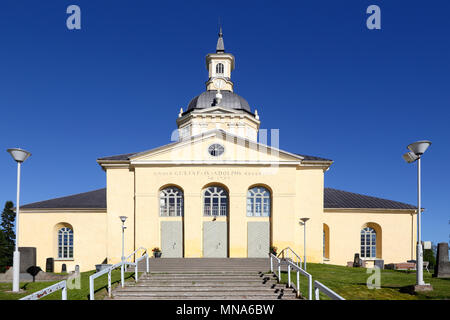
[58, 227, 73, 259]
[160, 187, 184, 217]
[360, 227, 377, 258]
[246, 187, 271, 217]
[203, 186, 228, 216]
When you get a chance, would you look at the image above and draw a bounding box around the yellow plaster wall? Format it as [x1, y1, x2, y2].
[323, 210, 417, 266]
[133, 164, 312, 258]
[18, 210, 107, 272]
[106, 167, 135, 264]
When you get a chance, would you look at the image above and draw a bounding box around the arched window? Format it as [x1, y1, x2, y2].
[216, 63, 224, 75]
[361, 227, 377, 258]
[204, 186, 228, 216]
[58, 227, 73, 259]
[247, 187, 271, 217]
[160, 187, 184, 217]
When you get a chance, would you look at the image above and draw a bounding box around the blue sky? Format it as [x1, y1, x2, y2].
[0, 1, 449, 244]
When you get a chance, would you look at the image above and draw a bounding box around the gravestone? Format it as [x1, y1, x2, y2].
[353, 253, 362, 267]
[26, 266, 42, 282]
[46, 258, 54, 273]
[61, 264, 67, 273]
[18, 247, 36, 273]
[433, 242, 450, 278]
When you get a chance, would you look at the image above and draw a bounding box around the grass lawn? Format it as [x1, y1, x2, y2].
[0, 270, 136, 300]
[280, 263, 450, 300]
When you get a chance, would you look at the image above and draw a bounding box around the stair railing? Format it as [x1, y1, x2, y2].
[314, 280, 345, 300]
[20, 280, 67, 300]
[269, 253, 281, 281]
[89, 247, 149, 300]
[277, 247, 302, 268]
[286, 259, 312, 300]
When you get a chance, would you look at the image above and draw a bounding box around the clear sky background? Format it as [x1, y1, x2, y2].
[0, 1, 449, 245]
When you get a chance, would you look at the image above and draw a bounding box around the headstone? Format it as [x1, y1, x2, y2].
[61, 264, 67, 273]
[18, 247, 36, 273]
[433, 242, 450, 278]
[26, 266, 42, 282]
[353, 253, 362, 267]
[46, 258, 54, 273]
[374, 260, 384, 269]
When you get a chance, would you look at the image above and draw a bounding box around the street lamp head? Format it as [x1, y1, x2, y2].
[300, 218, 310, 223]
[119, 216, 127, 223]
[402, 151, 419, 164]
[7, 148, 31, 163]
[407, 140, 431, 156]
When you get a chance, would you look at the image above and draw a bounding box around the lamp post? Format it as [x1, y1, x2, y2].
[402, 140, 433, 291]
[119, 216, 127, 287]
[7, 148, 31, 292]
[300, 218, 310, 270]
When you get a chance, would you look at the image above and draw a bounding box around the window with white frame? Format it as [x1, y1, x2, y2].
[360, 227, 376, 258]
[204, 186, 228, 216]
[58, 227, 73, 259]
[246, 187, 270, 217]
[160, 187, 184, 217]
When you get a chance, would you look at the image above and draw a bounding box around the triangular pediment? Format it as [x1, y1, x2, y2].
[130, 129, 303, 165]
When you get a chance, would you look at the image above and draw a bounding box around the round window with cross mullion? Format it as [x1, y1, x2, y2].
[208, 144, 225, 157]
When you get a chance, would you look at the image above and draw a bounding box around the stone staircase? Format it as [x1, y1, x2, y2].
[108, 258, 299, 300]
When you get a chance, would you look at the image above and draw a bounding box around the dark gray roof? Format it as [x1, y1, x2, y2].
[187, 90, 252, 113]
[21, 187, 415, 210]
[97, 152, 136, 161]
[324, 188, 416, 210]
[296, 154, 332, 162]
[21, 188, 106, 209]
[216, 27, 225, 53]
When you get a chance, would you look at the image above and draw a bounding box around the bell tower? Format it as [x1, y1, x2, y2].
[205, 28, 235, 92]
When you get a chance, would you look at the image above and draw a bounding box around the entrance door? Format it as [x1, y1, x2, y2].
[161, 221, 183, 257]
[203, 221, 227, 257]
[247, 221, 270, 257]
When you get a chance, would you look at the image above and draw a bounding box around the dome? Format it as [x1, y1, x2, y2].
[187, 90, 252, 113]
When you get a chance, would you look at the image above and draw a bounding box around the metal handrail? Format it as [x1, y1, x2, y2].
[277, 247, 302, 267]
[269, 253, 281, 281]
[314, 280, 345, 300]
[20, 280, 67, 300]
[286, 260, 313, 300]
[89, 247, 149, 300]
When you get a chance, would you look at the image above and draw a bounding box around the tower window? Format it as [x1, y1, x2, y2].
[216, 63, 224, 75]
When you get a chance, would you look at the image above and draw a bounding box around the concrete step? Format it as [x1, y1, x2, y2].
[141, 275, 274, 281]
[123, 284, 290, 290]
[113, 291, 296, 298]
[112, 295, 298, 300]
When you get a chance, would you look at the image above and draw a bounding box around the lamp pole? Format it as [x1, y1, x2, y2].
[119, 216, 127, 287]
[402, 140, 432, 291]
[416, 156, 423, 286]
[300, 218, 310, 270]
[7, 148, 31, 293]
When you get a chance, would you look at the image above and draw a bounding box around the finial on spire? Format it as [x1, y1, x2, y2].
[216, 26, 225, 53]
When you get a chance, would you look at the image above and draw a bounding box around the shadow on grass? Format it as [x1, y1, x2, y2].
[355, 282, 417, 295]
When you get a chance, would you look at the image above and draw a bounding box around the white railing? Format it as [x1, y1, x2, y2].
[269, 253, 281, 281]
[20, 280, 67, 300]
[89, 247, 149, 300]
[278, 247, 302, 268]
[314, 280, 345, 300]
[286, 259, 313, 300]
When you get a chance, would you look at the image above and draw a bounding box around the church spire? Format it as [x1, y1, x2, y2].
[216, 27, 225, 53]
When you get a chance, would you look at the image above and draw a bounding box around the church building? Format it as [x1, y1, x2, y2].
[19, 30, 418, 272]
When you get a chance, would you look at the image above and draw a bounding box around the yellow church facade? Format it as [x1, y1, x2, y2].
[18, 30, 418, 272]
